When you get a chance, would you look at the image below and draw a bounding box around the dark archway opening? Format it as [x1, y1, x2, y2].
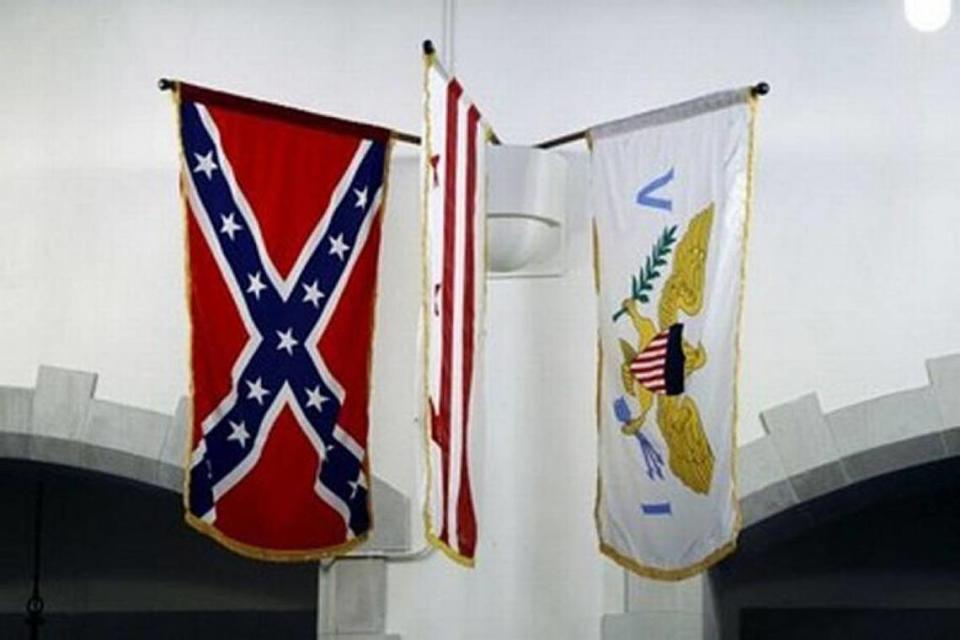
[0, 459, 317, 639]
[711, 455, 960, 639]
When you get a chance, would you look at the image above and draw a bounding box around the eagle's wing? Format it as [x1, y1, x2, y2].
[657, 395, 714, 495]
[658, 204, 714, 328]
[682, 340, 708, 376]
[619, 339, 638, 393]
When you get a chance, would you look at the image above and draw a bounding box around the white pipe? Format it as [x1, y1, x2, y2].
[442, 0, 456, 73]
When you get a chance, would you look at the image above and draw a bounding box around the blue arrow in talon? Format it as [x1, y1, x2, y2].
[636, 167, 675, 212]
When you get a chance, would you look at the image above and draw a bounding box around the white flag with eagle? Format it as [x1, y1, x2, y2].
[591, 89, 758, 579]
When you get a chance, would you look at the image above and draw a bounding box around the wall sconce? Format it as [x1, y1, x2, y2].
[487, 145, 567, 278]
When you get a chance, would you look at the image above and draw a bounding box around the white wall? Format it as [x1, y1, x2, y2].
[2, 1, 959, 639]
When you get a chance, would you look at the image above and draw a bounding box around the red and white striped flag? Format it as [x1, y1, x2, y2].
[421, 52, 491, 566]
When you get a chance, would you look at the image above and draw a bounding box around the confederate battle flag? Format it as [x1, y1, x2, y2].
[175, 82, 390, 559]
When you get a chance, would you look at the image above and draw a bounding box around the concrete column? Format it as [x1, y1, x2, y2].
[601, 571, 715, 640]
[316, 559, 400, 640]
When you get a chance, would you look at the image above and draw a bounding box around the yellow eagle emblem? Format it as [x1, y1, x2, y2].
[616, 204, 715, 495]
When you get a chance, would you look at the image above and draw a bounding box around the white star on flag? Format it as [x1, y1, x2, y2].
[193, 151, 219, 180]
[227, 420, 251, 448]
[246, 271, 267, 300]
[302, 280, 325, 308]
[353, 186, 368, 210]
[329, 234, 350, 261]
[245, 377, 270, 405]
[220, 212, 243, 241]
[276, 328, 299, 355]
[348, 471, 365, 499]
[305, 385, 329, 413]
[317, 438, 335, 461]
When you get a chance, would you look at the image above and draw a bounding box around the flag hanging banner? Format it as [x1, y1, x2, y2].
[175, 82, 391, 560]
[421, 53, 492, 566]
[591, 89, 757, 579]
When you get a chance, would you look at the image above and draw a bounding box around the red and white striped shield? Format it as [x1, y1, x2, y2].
[421, 54, 490, 566]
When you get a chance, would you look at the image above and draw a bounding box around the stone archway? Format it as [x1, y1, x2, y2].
[0, 365, 412, 639]
[602, 353, 960, 640]
[0, 458, 319, 638]
[712, 454, 960, 639]
[0, 365, 410, 551]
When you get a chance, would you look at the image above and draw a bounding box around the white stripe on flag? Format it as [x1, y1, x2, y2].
[634, 371, 665, 382]
[637, 348, 668, 359]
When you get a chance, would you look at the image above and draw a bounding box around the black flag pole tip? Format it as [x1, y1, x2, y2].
[752, 81, 770, 97]
[422, 39, 435, 56]
[158, 78, 175, 92]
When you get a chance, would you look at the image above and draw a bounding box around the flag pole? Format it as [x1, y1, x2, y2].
[534, 82, 771, 150]
[160, 68, 769, 151]
[157, 78, 423, 146]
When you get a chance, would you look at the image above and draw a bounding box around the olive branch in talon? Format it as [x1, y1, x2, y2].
[612, 224, 678, 321]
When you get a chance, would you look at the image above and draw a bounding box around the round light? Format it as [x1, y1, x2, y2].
[904, 0, 952, 32]
[486, 145, 566, 277]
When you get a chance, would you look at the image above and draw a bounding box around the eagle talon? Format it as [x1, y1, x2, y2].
[620, 415, 646, 436]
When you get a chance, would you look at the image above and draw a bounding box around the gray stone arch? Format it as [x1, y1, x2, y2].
[0, 365, 412, 639]
[0, 365, 410, 551]
[602, 353, 960, 640]
[0, 365, 185, 492]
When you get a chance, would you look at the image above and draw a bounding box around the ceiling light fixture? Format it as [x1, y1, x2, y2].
[904, 0, 952, 32]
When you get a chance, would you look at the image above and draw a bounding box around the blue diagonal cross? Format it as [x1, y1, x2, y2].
[180, 102, 385, 536]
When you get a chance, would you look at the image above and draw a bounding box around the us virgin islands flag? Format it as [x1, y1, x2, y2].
[591, 89, 758, 579]
[174, 82, 391, 560]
